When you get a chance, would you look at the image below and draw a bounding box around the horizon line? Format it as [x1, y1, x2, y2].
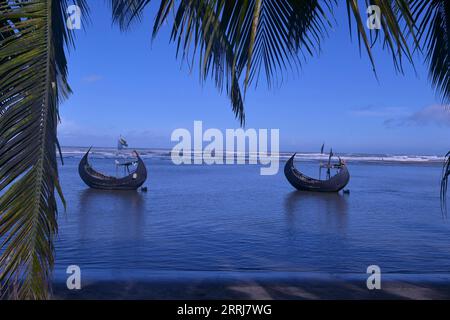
[59, 145, 446, 157]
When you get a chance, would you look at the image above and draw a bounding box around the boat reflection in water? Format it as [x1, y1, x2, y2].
[284, 191, 349, 234]
[78, 189, 146, 241]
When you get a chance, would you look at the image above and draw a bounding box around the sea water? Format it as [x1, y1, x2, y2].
[53, 148, 450, 281]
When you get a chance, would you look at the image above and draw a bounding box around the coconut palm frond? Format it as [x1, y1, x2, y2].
[441, 151, 450, 215]
[155, 0, 247, 124]
[184, 0, 332, 92]
[110, 0, 245, 123]
[111, 0, 333, 125]
[0, 0, 88, 299]
[109, 0, 150, 29]
[345, 0, 417, 75]
[111, 0, 424, 123]
[412, 0, 449, 213]
[411, 0, 449, 104]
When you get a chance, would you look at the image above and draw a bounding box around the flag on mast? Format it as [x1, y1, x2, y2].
[118, 135, 128, 150]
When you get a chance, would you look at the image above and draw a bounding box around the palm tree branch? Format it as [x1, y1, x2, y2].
[111, 0, 333, 124]
[411, 0, 449, 104]
[441, 151, 450, 215]
[345, 0, 417, 76]
[0, 0, 88, 299]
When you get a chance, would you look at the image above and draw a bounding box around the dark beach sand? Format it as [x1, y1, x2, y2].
[52, 279, 450, 300]
[52, 273, 450, 300]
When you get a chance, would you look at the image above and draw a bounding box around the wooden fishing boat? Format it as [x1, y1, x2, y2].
[78, 148, 147, 190]
[284, 153, 350, 193]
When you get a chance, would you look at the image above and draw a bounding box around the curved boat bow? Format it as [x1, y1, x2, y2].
[284, 154, 350, 192]
[78, 148, 147, 190]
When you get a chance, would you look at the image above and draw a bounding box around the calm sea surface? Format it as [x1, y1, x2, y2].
[53, 156, 450, 281]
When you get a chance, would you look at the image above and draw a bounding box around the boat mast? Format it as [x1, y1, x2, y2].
[319, 143, 325, 179]
[327, 148, 333, 179]
[116, 135, 129, 176]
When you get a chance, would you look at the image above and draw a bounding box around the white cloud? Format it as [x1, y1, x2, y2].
[82, 74, 103, 83]
[350, 105, 409, 118]
[384, 105, 450, 127]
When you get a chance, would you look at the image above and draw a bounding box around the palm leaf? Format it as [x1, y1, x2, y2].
[442, 151, 450, 215]
[158, 0, 247, 124]
[111, 0, 333, 125]
[0, 0, 88, 299]
[345, 0, 417, 75]
[411, 0, 449, 104]
[111, 0, 422, 124]
[411, 0, 449, 212]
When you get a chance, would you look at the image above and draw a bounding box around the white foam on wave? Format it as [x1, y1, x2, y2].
[59, 147, 445, 164]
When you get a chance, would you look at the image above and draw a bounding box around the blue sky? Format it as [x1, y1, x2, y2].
[59, 1, 450, 155]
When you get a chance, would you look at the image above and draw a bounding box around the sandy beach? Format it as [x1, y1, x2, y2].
[53, 276, 450, 300]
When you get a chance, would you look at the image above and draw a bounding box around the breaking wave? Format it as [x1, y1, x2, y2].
[60, 147, 445, 164]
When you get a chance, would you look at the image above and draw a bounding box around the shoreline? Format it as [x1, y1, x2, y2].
[52, 279, 450, 300]
[59, 146, 446, 165]
[52, 272, 450, 300]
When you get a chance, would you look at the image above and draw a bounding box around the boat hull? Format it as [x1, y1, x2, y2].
[284, 154, 350, 193]
[78, 149, 147, 191]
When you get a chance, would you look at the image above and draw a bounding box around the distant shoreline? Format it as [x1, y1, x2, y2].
[58, 146, 446, 165]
